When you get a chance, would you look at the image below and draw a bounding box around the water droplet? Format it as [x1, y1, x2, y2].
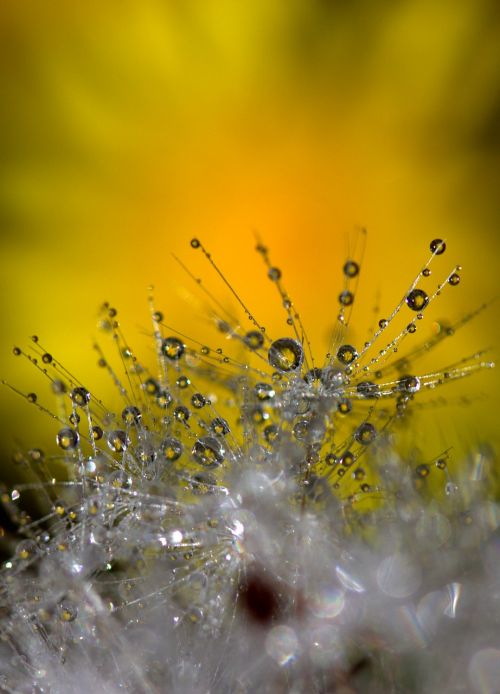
[337, 398, 352, 414]
[161, 337, 185, 360]
[56, 427, 79, 450]
[28, 448, 44, 463]
[378, 319, 388, 329]
[12, 346, 21, 356]
[176, 375, 190, 389]
[356, 381, 380, 399]
[448, 273, 460, 286]
[268, 338, 304, 372]
[338, 290, 354, 306]
[397, 375, 421, 394]
[190, 238, 200, 248]
[341, 451, 355, 467]
[406, 289, 429, 312]
[422, 268, 431, 277]
[160, 437, 183, 461]
[264, 424, 279, 442]
[156, 390, 172, 409]
[337, 344, 358, 365]
[106, 430, 129, 453]
[70, 387, 90, 407]
[407, 323, 417, 334]
[268, 267, 281, 281]
[92, 425, 103, 440]
[244, 331, 264, 350]
[191, 392, 206, 408]
[173, 406, 190, 422]
[69, 413, 80, 426]
[353, 468, 365, 480]
[430, 239, 446, 255]
[144, 378, 160, 396]
[343, 260, 359, 278]
[354, 422, 376, 445]
[16, 539, 37, 560]
[435, 458, 447, 470]
[122, 406, 141, 425]
[59, 602, 78, 622]
[255, 382, 275, 400]
[152, 311, 163, 322]
[211, 417, 230, 436]
[42, 353, 52, 364]
[27, 392, 37, 403]
[416, 463, 430, 478]
[192, 436, 225, 467]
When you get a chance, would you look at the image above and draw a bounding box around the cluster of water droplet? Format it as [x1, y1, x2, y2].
[0, 236, 498, 693]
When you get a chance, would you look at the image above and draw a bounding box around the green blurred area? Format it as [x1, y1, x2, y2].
[0, 0, 499, 484]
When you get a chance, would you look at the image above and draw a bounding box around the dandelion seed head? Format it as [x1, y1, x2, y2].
[0, 234, 498, 693]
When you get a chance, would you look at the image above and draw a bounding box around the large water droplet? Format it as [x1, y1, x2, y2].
[406, 289, 429, 312]
[268, 338, 304, 372]
[192, 436, 225, 467]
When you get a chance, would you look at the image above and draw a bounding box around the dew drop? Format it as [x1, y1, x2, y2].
[416, 464, 430, 478]
[27, 392, 37, 403]
[448, 273, 460, 286]
[70, 387, 90, 407]
[160, 437, 183, 461]
[42, 353, 53, 364]
[268, 267, 281, 281]
[192, 436, 225, 467]
[161, 337, 185, 361]
[268, 338, 304, 372]
[255, 382, 275, 400]
[354, 422, 376, 445]
[56, 427, 79, 450]
[12, 347, 21, 356]
[430, 239, 446, 255]
[407, 323, 417, 334]
[337, 398, 352, 414]
[190, 238, 200, 248]
[397, 375, 421, 394]
[106, 430, 130, 453]
[92, 425, 103, 441]
[191, 392, 206, 408]
[338, 290, 354, 307]
[244, 331, 264, 350]
[122, 406, 141, 425]
[343, 260, 359, 278]
[211, 417, 230, 436]
[176, 375, 190, 389]
[173, 405, 190, 422]
[152, 311, 163, 322]
[406, 289, 429, 312]
[336, 344, 358, 365]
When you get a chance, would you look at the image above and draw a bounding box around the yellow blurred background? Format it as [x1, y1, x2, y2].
[1, 0, 499, 480]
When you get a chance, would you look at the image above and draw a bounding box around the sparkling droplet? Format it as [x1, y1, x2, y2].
[397, 375, 421, 394]
[430, 238, 446, 255]
[160, 437, 183, 461]
[255, 382, 275, 400]
[407, 323, 417, 334]
[92, 425, 103, 441]
[268, 338, 304, 372]
[192, 436, 225, 467]
[191, 392, 206, 408]
[336, 344, 358, 365]
[406, 289, 429, 312]
[416, 463, 430, 478]
[70, 387, 90, 407]
[337, 398, 352, 414]
[122, 406, 141, 425]
[176, 375, 190, 389]
[343, 260, 359, 278]
[356, 382, 380, 399]
[354, 422, 376, 445]
[448, 273, 460, 286]
[244, 331, 264, 350]
[106, 430, 130, 453]
[338, 290, 354, 307]
[211, 417, 230, 436]
[161, 337, 185, 360]
[157, 390, 172, 409]
[56, 427, 79, 450]
[422, 268, 431, 277]
[173, 405, 190, 422]
[378, 319, 388, 329]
